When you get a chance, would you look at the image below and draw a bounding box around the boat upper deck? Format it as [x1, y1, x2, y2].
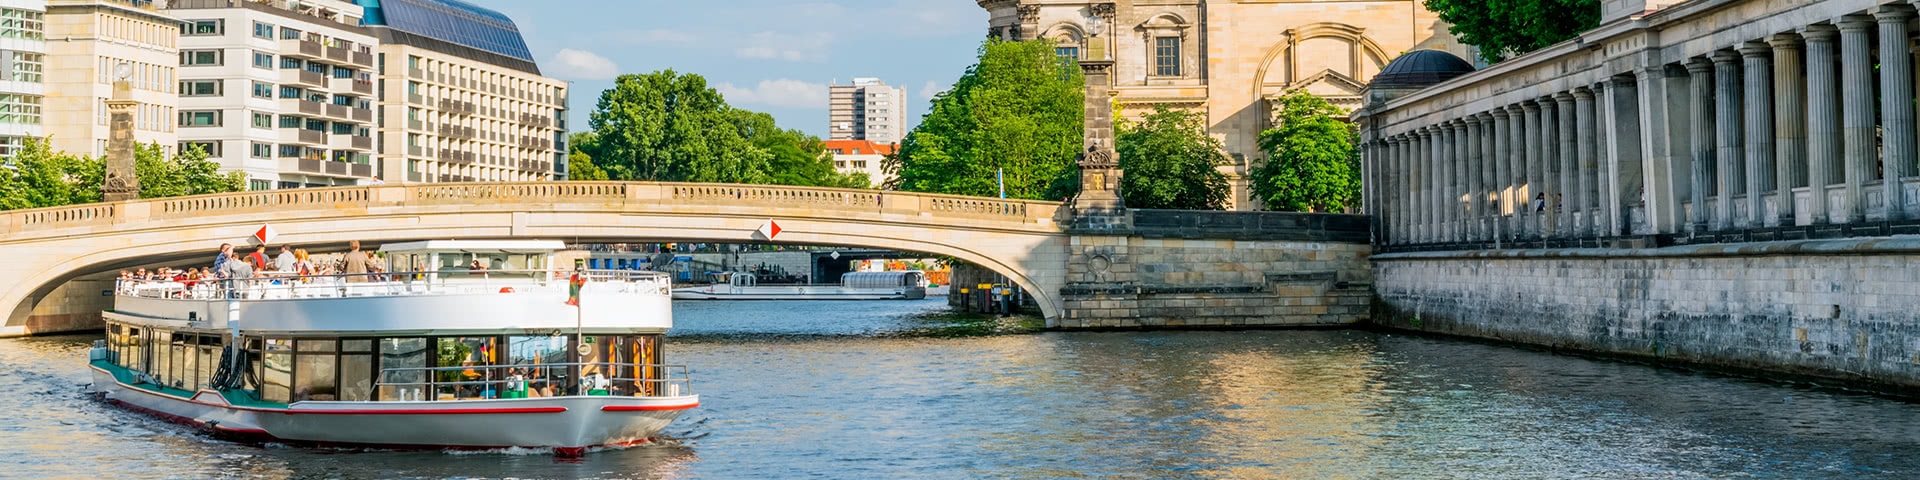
[111, 269, 673, 335]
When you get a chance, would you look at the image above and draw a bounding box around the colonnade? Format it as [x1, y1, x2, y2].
[1362, 2, 1920, 248]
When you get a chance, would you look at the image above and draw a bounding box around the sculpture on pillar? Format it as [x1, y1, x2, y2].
[1016, 5, 1040, 41]
[102, 62, 139, 202]
[1073, 58, 1125, 216]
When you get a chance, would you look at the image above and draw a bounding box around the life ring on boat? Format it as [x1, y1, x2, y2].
[499, 287, 515, 293]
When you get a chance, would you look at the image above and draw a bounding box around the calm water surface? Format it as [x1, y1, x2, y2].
[3, 298, 1918, 479]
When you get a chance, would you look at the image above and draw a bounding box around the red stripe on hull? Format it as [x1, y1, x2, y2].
[280, 406, 568, 415]
[600, 403, 700, 412]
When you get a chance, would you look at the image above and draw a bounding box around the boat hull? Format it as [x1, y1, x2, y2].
[90, 365, 698, 452]
[671, 285, 925, 300]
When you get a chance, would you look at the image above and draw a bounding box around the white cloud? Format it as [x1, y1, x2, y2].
[918, 80, 947, 100]
[733, 32, 834, 63]
[716, 79, 829, 109]
[546, 48, 620, 80]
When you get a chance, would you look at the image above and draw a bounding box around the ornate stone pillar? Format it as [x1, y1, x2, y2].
[1711, 49, 1744, 231]
[1770, 33, 1807, 227]
[1606, 76, 1644, 237]
[1555, 93, 1577, 238]
[1072, 58, 1125, 228]
[1508, 105, 1527, 239]
[1686, 58, 1715, 233]
[1574, 88, 1598, 238]
[1840, 15, 1875, 224]
[1398, 135, 1412, 244]
[1493, 108, 1513, 241]
[1439, 122, 1455, 243]
[1804, 25, 1839, 226]
[1388, 136, 1403, 243]
[1465, 116, 1484, 242]
[1537, 98, 1558, 238]
[1453, 120, 1470, 242]
[1425, 127, 1442, 243]
[1739, 42, 1775, 229]
[1016, 5, 1041, 42]
[102, 68, 138, 202]
[1877, 6, 1916, 220]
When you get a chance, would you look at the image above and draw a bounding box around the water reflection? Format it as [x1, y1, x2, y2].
[0, 299, 1916, 478]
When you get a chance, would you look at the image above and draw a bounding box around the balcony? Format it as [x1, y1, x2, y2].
[351, 135, 372, 150]
[407, 144, 423, 157]
[409, 67, 423, 79]
[407, 118, 423, 131]
[325, 104, 350, 120]
[408, 171, 421, 182]
[326, 45, 349, 62]
[352, 80, 373, 95]
[279, 38, 324, 59]
[290, 128, 324, 144]
[279, 98, 324, 116]
[351, 107, 372, 122]
[352, 51, 374, 67]
[285, 158, 373, 178]
[408, 93, 424, 106]
[283, 68, 326, 88]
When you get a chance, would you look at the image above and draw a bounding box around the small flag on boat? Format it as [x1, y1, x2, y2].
[566, 271, 584, 306]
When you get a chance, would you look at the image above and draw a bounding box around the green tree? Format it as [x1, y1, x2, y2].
[890, 39, 1083, 200]
[726, 109, 869, 188]
[586, 70, 771, 184]
[0, 138, 244, 211]
[565, 132, 609, 181]
[1114, 106, 1229, 210]
[1251, 89, 1359, 212]
[1425, 0, 1601, 63]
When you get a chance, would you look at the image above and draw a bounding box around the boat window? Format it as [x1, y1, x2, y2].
[294, 346, 337, 402]
[340, 353, 372, 401]
[435, 337, 498, 400]
[152, 330, 173, 388]
[261, 338, 293, 403]
[579, 335, 662, 397]
[377, 337, 428, 401]
[242, 337, 263, 394]
[342, 339, 372, 353]
[126, 327, 143, 372]
[195, 335, 220, 391]
[171, 333, 193, 391]
[106, 324, 126, 366]
[507, 335, 570, 397]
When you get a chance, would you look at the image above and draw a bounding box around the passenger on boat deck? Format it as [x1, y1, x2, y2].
[343, 240, 369, 283]
[274, 245, 296, 273]
[249, 246, 270, 271]
[469, 259, 487, 271]
[211, 243, 233, 278]
[293, 249, 315, 276]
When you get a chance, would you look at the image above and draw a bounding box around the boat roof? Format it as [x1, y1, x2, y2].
[378, 240, 568, 254]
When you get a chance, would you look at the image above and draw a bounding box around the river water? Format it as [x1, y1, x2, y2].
[4, 298, 1919, 479]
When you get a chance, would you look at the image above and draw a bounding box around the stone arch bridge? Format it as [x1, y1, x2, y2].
[0, 182, 1372, 335]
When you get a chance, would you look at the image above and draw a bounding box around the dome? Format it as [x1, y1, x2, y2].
[1370, 50, 1476, 89]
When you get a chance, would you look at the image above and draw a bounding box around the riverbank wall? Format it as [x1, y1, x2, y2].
[1370, 238, 1920, 395]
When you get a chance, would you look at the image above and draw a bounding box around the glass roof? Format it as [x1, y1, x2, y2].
[354, 0, 535, 63]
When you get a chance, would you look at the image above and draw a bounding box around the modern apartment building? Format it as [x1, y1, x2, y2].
[168, 0, 378, 190]
[356, 0, 567, 184]
[45, 0, 176, 157]
[0, 0, 45, 158]
[823, 139, 892, 188]
[827, 77, 904, 145]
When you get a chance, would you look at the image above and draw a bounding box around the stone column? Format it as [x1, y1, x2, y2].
[1538, 98, 1559, 238]
[1510, 104, 1529, 238]
[102, 74, 139, 202]
[1574, 88, 1598, 238]
[1686, 58, 1715, 233]
[1555, 93, 1577, 237]
[1877, 6, 1916, 220]
[1451, 120, 1468, 242]
[1711, 49, 1744, 231]
[1417, 128, 1433, 243]
[1521, 101, 1542, 239]
[1607, 76, 1644, 237]
[1431, 125, 1448, 243]
[1770, 33, 1807, 227]
[1739, 42, 1775, 229]
[1465, 116, 1484, 242]
[1804, 25, 1839, 225]
[1493, 108, 1513, 240]
[1840, 15, 1875, 224]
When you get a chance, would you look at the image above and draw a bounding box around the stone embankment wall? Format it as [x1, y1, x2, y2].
[1058, 210, 1374, 328]
[1372, 239, 1920, 394]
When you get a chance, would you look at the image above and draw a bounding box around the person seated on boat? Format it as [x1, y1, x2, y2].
[459, 360, 484, 398]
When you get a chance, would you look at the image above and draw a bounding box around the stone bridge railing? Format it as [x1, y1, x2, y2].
[0, 182, 1065, 235]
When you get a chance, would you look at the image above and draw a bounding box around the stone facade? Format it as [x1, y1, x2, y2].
[1372, 240, 1920, 394]
[1060, 236, 1371, 328]
[979, 0, 1469, 209]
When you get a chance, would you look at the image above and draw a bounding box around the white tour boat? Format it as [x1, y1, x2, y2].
[670, 271, 928, 300]
[88, 240, 698, 456]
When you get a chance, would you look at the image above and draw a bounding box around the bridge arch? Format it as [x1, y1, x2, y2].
[0, 183, 1072, 335]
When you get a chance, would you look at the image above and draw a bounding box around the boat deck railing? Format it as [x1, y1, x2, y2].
[116, 269, 671, 301]
[373, 362, 693, 402]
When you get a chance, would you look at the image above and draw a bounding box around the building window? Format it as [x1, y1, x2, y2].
[280, 86, 300, 99]
[252, 21, 272, 39]
[181, 20, 221, 36]
[180, 79, 220, 96]
[1153, 37, 1181, 77]
[1055, 46, 1079, 64]
[279, 115, 300, 128]
[181, 50, 223, 66]
[179, 110, 221, 127]
[278, 145, 302, 158]
[10, 52, 41, 83]
[180, 141, 219, 157]
[0, 8, 44, 41]
[251, 142, 272, 158]
[253, 52, 272, 69]
[280, 27, 301, 41]
[0, 94, 41, 126]
[248, 179, 272, 191]
[251, 112, 271, 129]
[252, 81, 272, 99]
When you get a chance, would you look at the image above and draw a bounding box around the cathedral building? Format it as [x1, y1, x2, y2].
[977, 0, 1469, 209]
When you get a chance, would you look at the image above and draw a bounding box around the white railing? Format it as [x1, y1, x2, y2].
[375, 362, 693, 402]
[116, 269, 671, 301]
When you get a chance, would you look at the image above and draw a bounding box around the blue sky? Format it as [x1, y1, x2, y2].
[466, 0, 989, 139]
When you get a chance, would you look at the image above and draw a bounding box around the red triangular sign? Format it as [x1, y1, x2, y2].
[755, 220, 782, 240]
